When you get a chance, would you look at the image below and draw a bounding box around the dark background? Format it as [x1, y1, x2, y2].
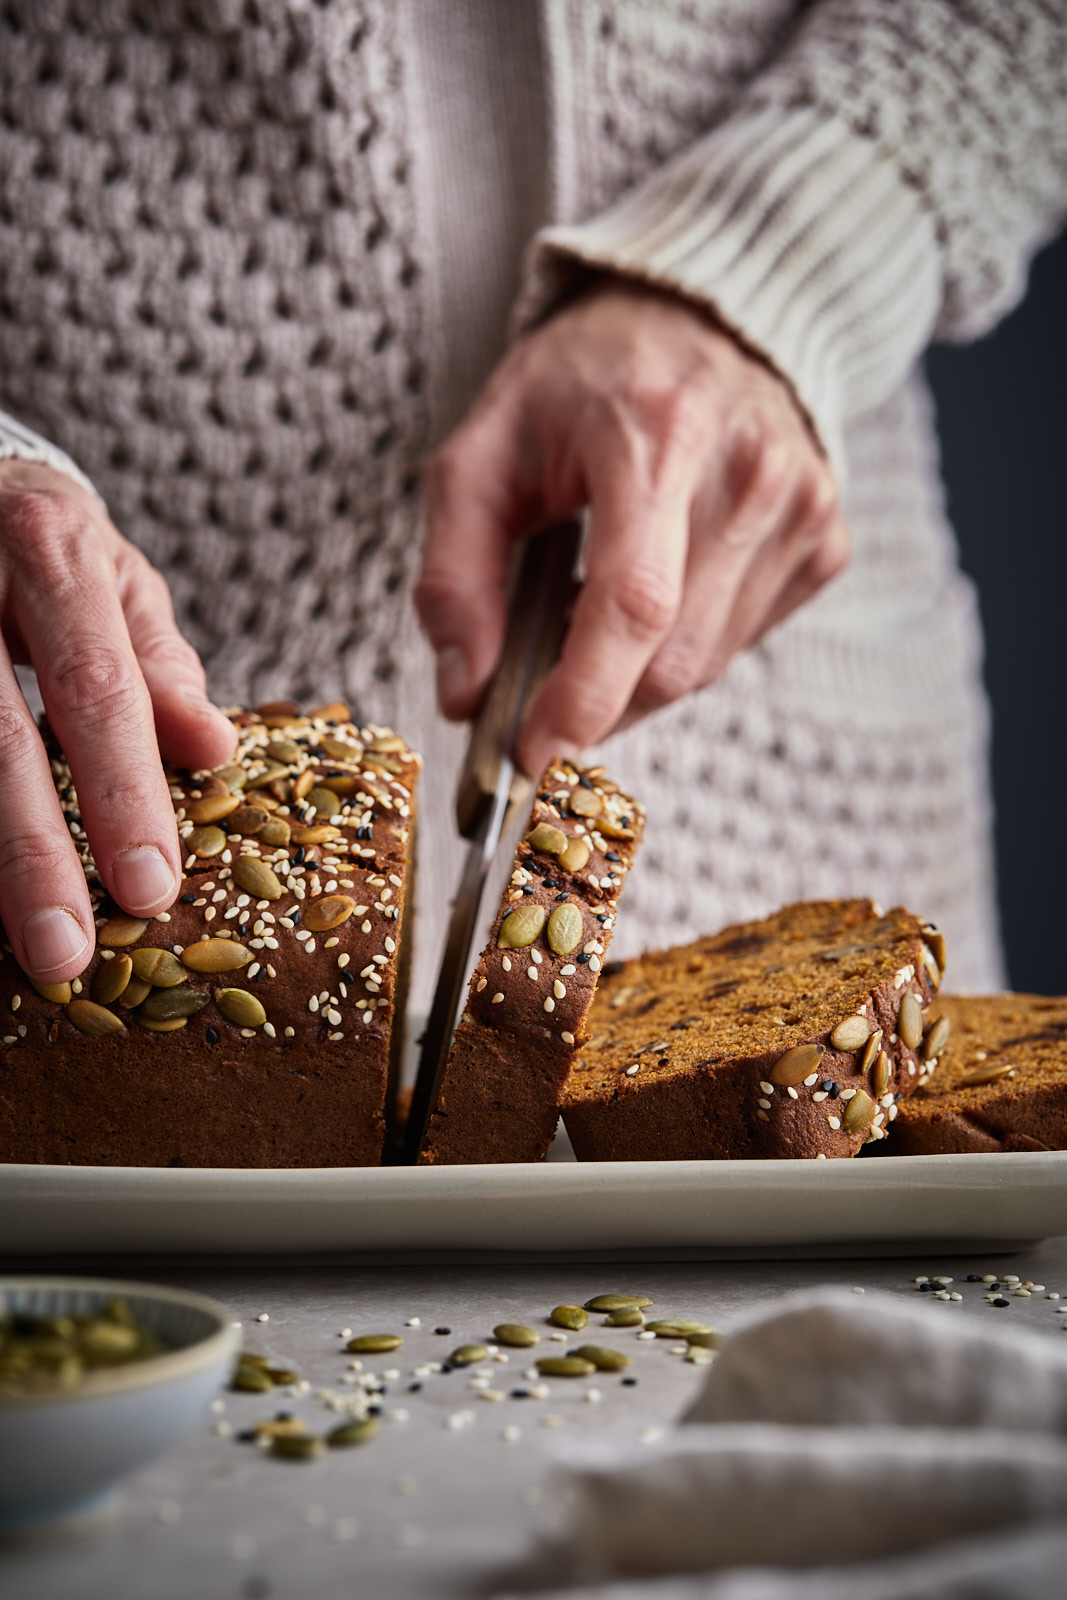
[926, 231, 1067, 994]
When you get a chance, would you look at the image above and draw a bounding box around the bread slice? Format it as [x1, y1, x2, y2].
[417, 758, 644, 1164]
[888, 993, 1067, 1154]
[0, 702, 419, 1167]
[561, 899, 944, 1161]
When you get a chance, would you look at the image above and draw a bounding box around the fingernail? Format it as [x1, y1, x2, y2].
[113, 846, 177, 912]
[437, 646, 470, 709]
[22, 907, 89, 973]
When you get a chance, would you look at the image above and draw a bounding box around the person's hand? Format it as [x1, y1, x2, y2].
[0, 459, 235, 983]
[416, 279, 848, 777]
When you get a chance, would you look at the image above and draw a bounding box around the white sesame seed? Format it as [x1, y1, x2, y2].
[309, 997, 319, 1013]
[361, 920, 371, 934]
[787, 1086, 799, 1099]
[812, 1091, 828, 1103]
[803, 1072, 818, 1087]
[589, 955, 601, 973]
[560, 964, 576, 976]
[491, 993, 504, 1005]
[852, 1287, 865, 1294]
[759, 1081, 774, 1095]
[501, 1425, 522, 1442]
[527, 966, 538, 980]
[636, 1330, 656, 1342]
[540, 1414, 564, 1429]
[758, 1097, 772, 1110]
[255, 1312, 269, 1322]
[501, 956, 512, 972]
[827, 1116, 841, 1130]
[561, 1031, 575, 1045]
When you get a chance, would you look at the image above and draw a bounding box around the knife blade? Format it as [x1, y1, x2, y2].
[401, 519, 581, 1163]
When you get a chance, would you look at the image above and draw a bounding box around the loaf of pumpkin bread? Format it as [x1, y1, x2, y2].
[0, 702, 419, 1167]
[889, 992, 1067, 1154]
[561, 899, 945, 1160]
[418, 758, 644, 1164]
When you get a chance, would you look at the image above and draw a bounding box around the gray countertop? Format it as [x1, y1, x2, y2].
[4, 1240, 1067, 1600]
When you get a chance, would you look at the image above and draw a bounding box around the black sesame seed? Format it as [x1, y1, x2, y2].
[235, 1429, 257, 1443]
[621, 1376, 638, 1386]
[289, 910, 302, 924]
[294, 847, 306, 864]
[575, 953, 590, 964]
[918, 1282, 934, 1292]
[510, 1388, 530, 1399]
[180, 893, 196, 904]
[578, 775, 593, 788]
[827, 1082, 840, 1099]
[992, 1298, 1010, 1307]
[596, 913, 609, 923]
[367, 1403, 382, 1415]
[605, 850, 621, 862]
[407, 1382, 422, 1392]
[542, 879, 560, 890]
[966, 1274, 982, 1283]
[205, 1027, 218, 1044]
[274, 1411, 293, 1421]
[670, 1020, 690, 1030]
[658, 1056, 670, 1066]
[520, 885, 534, 895]
[555, 892, 569, 902]
[988, 1283, 1001, 1292]
[434, 1326, 451, 1336]
[254, 969, 268, 980]
[619, 815, 630, 827]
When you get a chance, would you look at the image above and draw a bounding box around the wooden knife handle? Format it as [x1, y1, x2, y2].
[455, 519, 582, 839]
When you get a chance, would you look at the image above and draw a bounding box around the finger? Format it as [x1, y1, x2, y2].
[743, 512, 850, 644]
[13, 496, 183, 919]
[516, 418, 695, 775]
[117, 547, 236, 771]
[416, 402, 528, 722]
[0, 645, 95, 982]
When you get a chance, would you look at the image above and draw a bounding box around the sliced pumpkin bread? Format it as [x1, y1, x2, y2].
[561, 899, 944, 1161]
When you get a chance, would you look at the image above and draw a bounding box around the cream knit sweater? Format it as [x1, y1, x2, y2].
[1, 1, 1065, 1005]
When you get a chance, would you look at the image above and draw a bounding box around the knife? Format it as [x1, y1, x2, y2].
[401, 519, 582, 1163]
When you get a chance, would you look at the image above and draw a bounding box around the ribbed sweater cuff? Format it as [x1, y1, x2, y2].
[0, 409, 105, 505]
[515, 102, 942, 483]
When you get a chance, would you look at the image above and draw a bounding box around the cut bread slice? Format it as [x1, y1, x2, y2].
[888, 992, 1067, 1154]
[417, 758, 644, 1164]
[561, 899, 943, 1161]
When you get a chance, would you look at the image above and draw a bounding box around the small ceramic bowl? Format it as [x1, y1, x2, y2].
[0, 1276, 240, 1532]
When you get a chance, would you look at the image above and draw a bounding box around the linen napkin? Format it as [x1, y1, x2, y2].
[495, 1291, 1067, 1600]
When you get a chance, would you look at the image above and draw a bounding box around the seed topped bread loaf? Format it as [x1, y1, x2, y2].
[561, 899, 944, 1161]
[889, 993, 1067, 1154]
[418, 758, 644, 1164]
[0, 702, 419, 1168]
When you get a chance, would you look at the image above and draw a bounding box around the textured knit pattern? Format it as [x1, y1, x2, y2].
[1, 1, 1063, 1004]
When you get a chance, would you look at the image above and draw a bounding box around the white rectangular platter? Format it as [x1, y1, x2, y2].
[0, 1151, 1064, 1257]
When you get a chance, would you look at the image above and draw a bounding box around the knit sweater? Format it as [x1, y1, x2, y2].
[1, 1, 1065, 1007]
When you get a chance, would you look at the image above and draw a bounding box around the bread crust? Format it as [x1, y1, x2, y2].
[0, 704, 419, 1168]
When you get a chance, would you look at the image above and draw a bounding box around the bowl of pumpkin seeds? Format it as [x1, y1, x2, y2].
[0, 1277, 240, 1532]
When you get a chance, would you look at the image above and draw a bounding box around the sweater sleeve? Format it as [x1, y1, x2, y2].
[0, 408, 105, 504]
[515, 1, 1067, 481]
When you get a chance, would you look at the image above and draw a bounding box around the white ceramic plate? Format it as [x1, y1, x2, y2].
[1, 1149, 1063, 1259]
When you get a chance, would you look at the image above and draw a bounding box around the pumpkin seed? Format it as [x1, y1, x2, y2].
[686, 1330, 724, 1350]
[583, 1295, 653, 1313]
[131, 948, 187, 987]
[267, 738, 302, 764]
[98, 915, 149, 948]
[307, 700, 352, 724]
[498, 904, 546, 949]
[567, 788, 602, 818]
[305, 786, 342, 819]
[257, 761, 291, 786]
[842, 1088, 877, 1132]
[860, 1029, 884, 1073]
[187, 824, 227, 857]
[596, 816, 634, 840]
[118, 977, 152, 1009]
[449, 1344, 489, 1366]
[535, 1356, 596, 1378]
[604, 1308, 643, 1327]
[66, 998, 126, 1037]
[923, 924, 947, 974]
[233, 856, 284, 901]
[258, 817, 291, 848]
[548, 1305, 588, 1331]
[30, 978, 72, 1003]
[92, 954, 133, 1006]
[229, 805, 270, 837]
[362, 754, 401, 773]
[924, 1015, 951, 1061]
[214, 988, 267, 1028]
[770, 1044, 825, 1086]
[320, 734, 361, 761]
[303, 894, 357, 933]
[644, 1320, 711, 1337]
[958, 1062, 1015, 1087]
[871, 1050, 892, 1097]
[830, 1015, 870, 1052]
[292, 826, 341, 846]
[899, 991, 924, 1051]
[547, 903, 583, 957]
[271, 1435, 326, 1461]
[257, 698, 300, 722]
[138, 1016, 188, 1032]
[572, 1345, 631, 1371]
[266, 1368, 299, 1385]
[251, 1417, 307, 1441]
[328, 1418, 379, 1448]
[214, 763, 247, 793]
[290, 769, 315, 802]
[182, 940, 253, 974]
[320, 774, 358, 797]
[236, 1353, 272, 1371]
[346, 1334, 402, 1354]
[187, 793, 241, 825]
[368, 734, 406, 754]
[558, 836, 590, 873]
[139, 986, 209, 1021]
[492, 1324, 540, 1348]
[919, 941, 942, 990]
[527, 823, 568, 856]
